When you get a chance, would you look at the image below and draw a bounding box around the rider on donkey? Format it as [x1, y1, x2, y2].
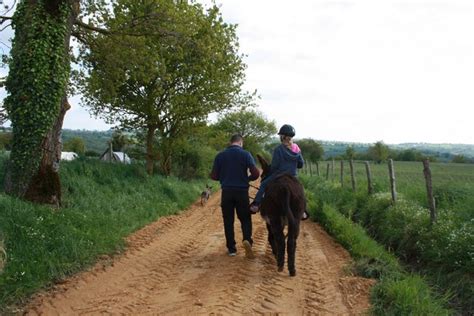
[250, 124, 309, 220]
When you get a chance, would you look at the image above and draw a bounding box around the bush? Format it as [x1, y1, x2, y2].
[172, 144, 216, 179]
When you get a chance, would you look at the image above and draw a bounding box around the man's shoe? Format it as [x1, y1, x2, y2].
[228, 251, 237, 257]
[242, 240, 255, 259]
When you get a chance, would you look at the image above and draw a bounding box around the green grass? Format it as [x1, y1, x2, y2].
[0, 158, 207, 310]
[308, 160, 474, 221]
[306, 190, 451, 315]
[302, 172, 473, 314]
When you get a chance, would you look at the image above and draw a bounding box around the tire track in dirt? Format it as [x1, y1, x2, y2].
[25, 186, 375, 315]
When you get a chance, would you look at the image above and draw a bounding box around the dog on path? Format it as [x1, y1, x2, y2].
[201, 184, 212, 206]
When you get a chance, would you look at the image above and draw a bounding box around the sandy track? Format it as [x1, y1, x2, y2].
[26, 188, 374, 315]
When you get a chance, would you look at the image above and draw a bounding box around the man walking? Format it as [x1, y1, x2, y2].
[210, 134, 260, 258]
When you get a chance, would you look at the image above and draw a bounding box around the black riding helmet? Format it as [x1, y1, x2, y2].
[278, 124, 295, 137]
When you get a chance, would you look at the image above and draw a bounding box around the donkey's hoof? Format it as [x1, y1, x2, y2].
[278, 266, 284, 272]
[289, 270, 296, 277]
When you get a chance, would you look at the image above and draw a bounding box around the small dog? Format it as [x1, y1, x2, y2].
[201, 184, 212, 206]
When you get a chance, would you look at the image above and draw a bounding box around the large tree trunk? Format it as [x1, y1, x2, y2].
[4, 0, 79, 205]
[145, 126, 157, 175]
[24, 98, 71, 205]
[160, 152, 172, 176]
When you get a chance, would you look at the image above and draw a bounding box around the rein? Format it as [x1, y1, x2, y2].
[249, 183, 260, 190]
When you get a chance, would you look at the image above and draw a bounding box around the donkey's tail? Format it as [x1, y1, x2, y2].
[283, 188, 296, 227]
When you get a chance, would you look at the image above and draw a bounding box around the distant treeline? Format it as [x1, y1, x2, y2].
[1, 128, 473, 164]
[320, 140, 474, 163]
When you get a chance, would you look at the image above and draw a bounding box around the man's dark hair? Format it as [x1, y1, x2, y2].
[230, 134, 243, 143]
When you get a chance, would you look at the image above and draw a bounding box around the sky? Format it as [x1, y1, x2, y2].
[1, 0, 474, 144]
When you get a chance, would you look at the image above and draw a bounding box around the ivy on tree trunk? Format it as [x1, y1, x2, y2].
[4, 0, 79, 205]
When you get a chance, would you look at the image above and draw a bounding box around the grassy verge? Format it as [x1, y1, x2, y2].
[304, 180, 452, 315]
[0, 159, 207, 310]
[301, 175, 473, 314]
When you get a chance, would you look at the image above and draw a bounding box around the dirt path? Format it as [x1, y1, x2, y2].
[26, 188, 374, 315]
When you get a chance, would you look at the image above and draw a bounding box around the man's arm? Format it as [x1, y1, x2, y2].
[247, 153, 260, 181]
[248, 165, 260, 181]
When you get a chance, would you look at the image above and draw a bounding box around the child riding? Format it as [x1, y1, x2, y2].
[250, 124, 309, 220]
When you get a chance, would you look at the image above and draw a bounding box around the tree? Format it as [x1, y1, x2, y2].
[452, 155, 466, 163]
[212, 109, 277, 156]
[297, 138, 324, 162]
[368, 141, 389, 163]
[1, 0, 175, 204]
[63, 137, 85, 155]
[397, 149, 421, 162]
[0, 76, 6, 126]
[111, 130, 129, 152]
[79, 1, 249, 175]
[345, 145, 355, 160]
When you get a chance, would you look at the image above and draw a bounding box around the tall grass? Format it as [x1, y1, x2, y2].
[0, 158, 208, 309]
[302, 174, 473, 314]
[307, 195, 450, 315]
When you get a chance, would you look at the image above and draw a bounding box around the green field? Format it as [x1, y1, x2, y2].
[305, 160, 474, 221]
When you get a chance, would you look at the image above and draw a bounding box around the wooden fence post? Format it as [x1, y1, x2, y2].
[364, 161, 373, 195]
[340, 160, 344, 187]
[388, 159, 397, 203]
[350, 159, 356, 192]
[316, 161, 320, 176]
[326, 163, 330, 180]
[331, 159, 335, 179]
[423, 159, 437, 224]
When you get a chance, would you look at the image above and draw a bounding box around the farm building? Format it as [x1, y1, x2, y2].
[61, 152, 78, 161]
[99, 147, 131, 164]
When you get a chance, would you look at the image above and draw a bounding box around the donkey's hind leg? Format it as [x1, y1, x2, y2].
[266, 223, 277, 257]
[270, 216, 285, 272]
[287, 218, 300, 276]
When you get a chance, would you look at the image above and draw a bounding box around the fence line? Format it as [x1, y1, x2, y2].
[302, 159, 442, 225]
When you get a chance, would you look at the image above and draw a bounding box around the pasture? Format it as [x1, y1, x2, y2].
[306, 160, 474, 221]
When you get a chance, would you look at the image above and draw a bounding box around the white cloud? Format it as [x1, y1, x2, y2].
[1, 0, 474, 143]
[208, 0, 474, 144]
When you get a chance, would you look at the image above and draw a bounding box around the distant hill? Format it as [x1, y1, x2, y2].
[2, 127, 474, 160]
[62, 129, 113, 154]
[392, 143, 474, 158]
[317, 140, 474, 161]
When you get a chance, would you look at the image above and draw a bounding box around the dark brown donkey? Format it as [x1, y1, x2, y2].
[257, 155, 306, 276]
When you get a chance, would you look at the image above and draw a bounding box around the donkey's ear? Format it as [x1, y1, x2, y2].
[256, 154, 269, 169]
